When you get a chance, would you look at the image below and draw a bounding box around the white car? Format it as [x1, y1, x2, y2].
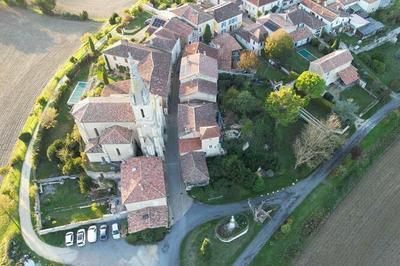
[76, 229, 86, 247]
[112, 223, 120, 240]
[65, 232, 74, 247]
[87, 225, 97, 243]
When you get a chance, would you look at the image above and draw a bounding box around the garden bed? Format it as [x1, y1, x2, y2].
[215, 214, 249, 242]
[39, 179, 109, 228]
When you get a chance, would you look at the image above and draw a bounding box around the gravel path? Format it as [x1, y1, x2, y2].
[55, 0, 136, 19]
[296, 136, 400, 266]
[0, 6, 98, 171]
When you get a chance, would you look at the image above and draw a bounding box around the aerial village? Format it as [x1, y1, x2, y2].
[14, 0, 400, 263]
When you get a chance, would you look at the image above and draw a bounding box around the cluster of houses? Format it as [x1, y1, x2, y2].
[68, 0, 384, 235]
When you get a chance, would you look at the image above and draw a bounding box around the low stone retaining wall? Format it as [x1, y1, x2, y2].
[216, 225, 249, 243]
[38, 211, 128, 235]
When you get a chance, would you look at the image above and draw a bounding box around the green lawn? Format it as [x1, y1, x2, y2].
[124, 11, 152, 34]
[358, 42, 400, 87]
[340, 85, 376, 112]
[300, 44, 325, 59]
[40, 179, 106, 228]
[252, 109, 400, 265]
[180, 213, 264, 266]
[371, 0, 400, 29]
[256, 61, 289, 82]
[281, 52, 310, 74]
[305, 98, 333, 120]
[36, 63, 91, 179]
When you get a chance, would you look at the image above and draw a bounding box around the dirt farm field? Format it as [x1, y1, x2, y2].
[0, 6, 98, 170]
[296, 138, 400, 266]
[56, 0, 135, 19]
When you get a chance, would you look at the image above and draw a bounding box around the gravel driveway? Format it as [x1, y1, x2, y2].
[0, 6, 98, 173]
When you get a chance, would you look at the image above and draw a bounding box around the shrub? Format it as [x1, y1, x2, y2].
[80, 10, 89, 21]
[18, 132, 32, 144]
[310, 38, 319, 47]
[33, 0, 56, 14]
[371, 59, 385, 73]
[46, 139, 64, 162]
[79, 174, 94, 194]
[40, 107, 58, 129]
[389, 79, 400, 92]
[125, 227, 168, 245]
[109, 13, 119, 25]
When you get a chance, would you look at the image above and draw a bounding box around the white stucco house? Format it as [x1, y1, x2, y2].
[208, 2, 243, 34]
[235, 23, 268, 55]
[299, 0, 350, 32]
[242, 0, 281, 18]
[309, 49, 359, 86]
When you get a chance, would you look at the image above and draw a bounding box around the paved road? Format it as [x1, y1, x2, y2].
[232, 95, 400, 266]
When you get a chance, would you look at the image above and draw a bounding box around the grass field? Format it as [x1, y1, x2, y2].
[251, 109, 400, 265]
[36, 63, 91, 179]
[40, 179, 106, 228]
[256, 61, 290, 83]
[358, 42, 400, 86]
[180, 213, 263, 266]
[340, 85, 376, 112]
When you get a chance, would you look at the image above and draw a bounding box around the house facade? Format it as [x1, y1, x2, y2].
[209, 2, 243, 34]
[309, 49, 359, 86]
[242, 0, 281, 18]
[235, 23, 268, 55]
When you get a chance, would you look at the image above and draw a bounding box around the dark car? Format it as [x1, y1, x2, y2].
[99, 224, 108, 241]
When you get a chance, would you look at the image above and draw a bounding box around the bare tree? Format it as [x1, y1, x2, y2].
[294, 114, 344, 169]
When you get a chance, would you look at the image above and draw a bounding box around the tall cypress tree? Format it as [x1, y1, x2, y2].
[102, 66, 109, 85]
[88, 36, 96, 54]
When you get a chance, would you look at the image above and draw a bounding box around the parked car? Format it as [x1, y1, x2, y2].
[65, 232, 74, 247]
[112, 223, 120, 240]
[99, 224, 108, 241]
[87, 225, 97, 243]
[76, 229, 86, 247]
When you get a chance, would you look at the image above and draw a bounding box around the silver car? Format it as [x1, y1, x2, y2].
[76, 229, 86, 247]
[65, 232, 74, 247]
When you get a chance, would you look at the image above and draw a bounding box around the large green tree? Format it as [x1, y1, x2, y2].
[264, 29, 294, 63]
[234, 90, 258, 116]
[265, 87, 306, 126]
[295, 71, 326, 98]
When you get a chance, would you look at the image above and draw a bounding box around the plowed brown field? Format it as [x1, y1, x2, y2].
[0, 6, 98, 169]
[56, 0, 135, 19]
[296, 138, 400, 266]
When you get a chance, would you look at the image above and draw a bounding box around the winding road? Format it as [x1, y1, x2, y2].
[18, 79, 400, 266]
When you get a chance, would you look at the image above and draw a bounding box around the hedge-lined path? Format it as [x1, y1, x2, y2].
[0, 6, 98, 172]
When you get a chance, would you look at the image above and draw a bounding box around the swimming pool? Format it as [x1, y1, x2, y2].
[297, 49, 318, 61]
[67, 81, 89, 105]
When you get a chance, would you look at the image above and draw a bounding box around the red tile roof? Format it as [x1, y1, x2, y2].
[236, 23, 268, 43]
[338, 65, 359, 85]
[179, 138, 202, 154]
[246, 0, 279, 7]
[163, 17, 195, 40]
[183, 42, 218, 59]
[200, 126, 220, 139]
[311, 49, 353, 73]
[179, 79, 218, 99]
[127, 206, 168, 233]
[99, 125, 133, 145]
[102, 80, 130, 96]
[120, 157, 166, 205]
[71, 96, 135, 123]
[177, 102, 218, 137]
[170, 4, 213, 26]
[180, 152, 209, 189]
[180, 53, 218, 81]
[289, 27, 313, 43]
[211, 33, 242, 70]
